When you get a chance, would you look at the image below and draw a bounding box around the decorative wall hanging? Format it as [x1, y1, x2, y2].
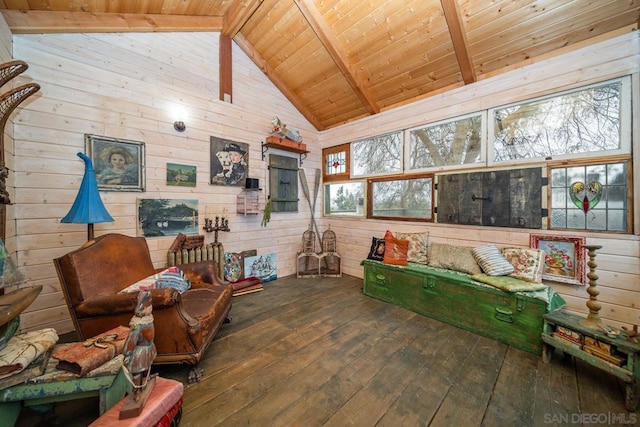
[166, 163, 196, 187]
[210, 137, 249, 187]
[85, 134, 145, 192]
[569, 181, 603, 213]
[137, 199, 198, 237]
[530, 234, 586, 285]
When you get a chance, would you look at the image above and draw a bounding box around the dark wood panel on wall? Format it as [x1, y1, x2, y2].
[437, 168, 542, 228]
[269, 154, 299, 213]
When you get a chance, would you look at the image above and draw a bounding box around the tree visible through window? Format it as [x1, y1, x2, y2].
[351, 132, 403, 177]
[492, 79, 626, 162]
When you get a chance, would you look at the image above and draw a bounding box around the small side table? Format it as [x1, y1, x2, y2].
[542, 310, 639, 411]
[0, 352, 131, 427]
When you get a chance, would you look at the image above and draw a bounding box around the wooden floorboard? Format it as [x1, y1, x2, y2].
[21, 273, 637, 426]
[160, 274, 637, 426]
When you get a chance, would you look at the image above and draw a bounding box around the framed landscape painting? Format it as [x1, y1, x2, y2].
[530, 234, 586, 285]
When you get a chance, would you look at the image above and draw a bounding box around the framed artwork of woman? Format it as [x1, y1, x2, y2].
[85, 134, 145, 192]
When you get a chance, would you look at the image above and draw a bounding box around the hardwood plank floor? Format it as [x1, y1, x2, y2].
[163, 274, 636, 426]
[18, 274, 637, 426]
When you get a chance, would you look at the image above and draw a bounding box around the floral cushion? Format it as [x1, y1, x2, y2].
[471, 273, 547, 292]
[472, 245, 514, 276]
[396, 232, 429, 264]
[367, 237, 386, 261]
[428, 242, 482, 275]
[502, 247, 545, 283]
[119, 267, 191, 294]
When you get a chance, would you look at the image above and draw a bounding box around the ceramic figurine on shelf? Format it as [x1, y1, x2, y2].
[271, 116, 303, 142]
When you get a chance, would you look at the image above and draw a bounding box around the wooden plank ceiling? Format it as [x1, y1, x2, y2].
[1, 0, 638, 130]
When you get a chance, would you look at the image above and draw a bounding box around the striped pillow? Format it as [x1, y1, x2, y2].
[472, 245, 514, 276]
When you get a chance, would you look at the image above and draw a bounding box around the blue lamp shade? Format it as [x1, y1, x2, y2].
[61, 152, 113, 239]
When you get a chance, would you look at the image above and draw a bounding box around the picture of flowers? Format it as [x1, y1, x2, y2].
[530, 235, 586, 285]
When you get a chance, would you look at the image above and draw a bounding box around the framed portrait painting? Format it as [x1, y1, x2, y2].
[85, 134, 145, 192]
[210, 136, 249, 187]
[530, 234, 586, 285]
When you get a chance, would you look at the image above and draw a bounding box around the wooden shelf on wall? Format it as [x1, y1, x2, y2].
[262, 135, 308, 164]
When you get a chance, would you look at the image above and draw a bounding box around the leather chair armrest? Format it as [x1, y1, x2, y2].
[74, 288, 180, 318]
[177, 260, 229, 288]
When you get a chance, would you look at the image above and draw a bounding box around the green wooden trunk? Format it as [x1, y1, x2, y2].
[362, 260, 566, 355]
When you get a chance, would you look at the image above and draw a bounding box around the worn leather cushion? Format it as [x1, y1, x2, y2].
[180, 286, 232, 349]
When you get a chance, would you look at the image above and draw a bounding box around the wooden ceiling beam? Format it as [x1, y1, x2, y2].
[0, 10, 223, 33]
[293, 0, 379, 116]
[234, 32, 325, 130]
[222, 0, 263, 38]
[440, 0, 477, 85]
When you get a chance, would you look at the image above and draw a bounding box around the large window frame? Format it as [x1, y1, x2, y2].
[323, 180, 367, 218]
[367, 174, 434, 222]
[487, 77, 631, 166]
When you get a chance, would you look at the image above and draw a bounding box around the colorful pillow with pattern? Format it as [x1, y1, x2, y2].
[501, 247, 545, 283]
[472, 245, 514, 276]
[367, 237, 386, 261]
[396, 232, 429, 264]
[383, 238, 409, 266]
[119, 266, 191, 294]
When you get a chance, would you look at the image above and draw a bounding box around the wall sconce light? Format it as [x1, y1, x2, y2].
[174, 121, 186, 132]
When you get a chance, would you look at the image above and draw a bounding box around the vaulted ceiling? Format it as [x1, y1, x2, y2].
[1, 1, 638, 130]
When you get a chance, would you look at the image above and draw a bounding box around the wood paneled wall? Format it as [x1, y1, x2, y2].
[319, 31, 640, 330]
[5, 23, 320, 333]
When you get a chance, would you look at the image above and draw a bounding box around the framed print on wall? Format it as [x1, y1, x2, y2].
[85, 134, 145, 192]
[530, 234, 586, 285]
[210, 136, 249, 187]
[167, 163, 196, 187]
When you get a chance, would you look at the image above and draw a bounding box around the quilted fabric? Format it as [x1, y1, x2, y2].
[472, 245, 514, 276]
[119, 266, 191, 294]
[383, 238, 409, 266]
[428, 242, 482, 275]
[396, 232, 429, 264]
[502, 247, 545, 283]
[471, 273, 547, 292]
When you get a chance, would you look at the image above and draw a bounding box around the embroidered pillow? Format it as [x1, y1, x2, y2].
[367, 237, 386, 261]
[396, 232, 429, 264]
[119, 266, 191, 294]
[502, 247, 545, 283]
[383, 238, 409, 266]
[472, 245, 514, 276]
[428, 242, 482, 275]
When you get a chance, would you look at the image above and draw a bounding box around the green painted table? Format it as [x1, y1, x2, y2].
[542, 310, 640, 411]
[0, 352, 131, 426]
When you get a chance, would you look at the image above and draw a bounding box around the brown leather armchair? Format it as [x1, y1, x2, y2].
[53, 233, 232, 381]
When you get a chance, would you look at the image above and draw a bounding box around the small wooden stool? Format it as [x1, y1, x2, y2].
[90, 376, 183, 427]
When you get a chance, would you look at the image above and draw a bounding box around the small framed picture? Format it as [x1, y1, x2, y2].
[167, 163, 196, 187]
[530, 234, 586, 285]
[85, 134, 145, 192]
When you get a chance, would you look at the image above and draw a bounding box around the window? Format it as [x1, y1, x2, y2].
[351, 132, 403, 177]
[323, 181, 366, 217]
[490, 77, 630, 163]
[368, 175, 433, 221]
[549, 160, 629, 232]
[407, 113, 484, 170]
[323, 143, 350, 182]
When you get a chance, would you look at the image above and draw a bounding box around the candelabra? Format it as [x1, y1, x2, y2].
[203, 216, 230, 243]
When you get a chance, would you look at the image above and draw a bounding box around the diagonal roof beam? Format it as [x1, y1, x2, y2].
[234, 33, 325, 130]
[222, 0, 264, 38]
[293, 0, 379, 115]
[440, 0, 476, 85]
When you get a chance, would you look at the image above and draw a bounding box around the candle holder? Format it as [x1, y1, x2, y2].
[203, 216, 230, 243]
[579, 244, 607, 330]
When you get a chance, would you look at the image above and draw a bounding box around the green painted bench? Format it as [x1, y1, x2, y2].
[362, 259, 566, 355]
